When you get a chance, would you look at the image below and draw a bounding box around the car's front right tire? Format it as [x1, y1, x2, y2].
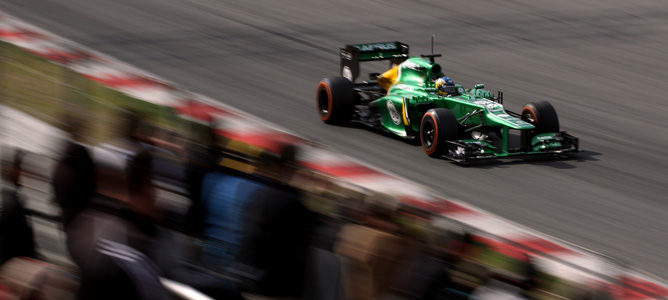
[520, 101, 560, 150]
[521, 101, 560, 133]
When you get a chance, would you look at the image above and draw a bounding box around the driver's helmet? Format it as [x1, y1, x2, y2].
[435, 76, 456, 95]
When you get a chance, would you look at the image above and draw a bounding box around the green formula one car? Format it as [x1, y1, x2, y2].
[316, 41, 578, 162]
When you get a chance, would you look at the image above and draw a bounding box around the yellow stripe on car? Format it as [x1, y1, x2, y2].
[402, 98, 410, 126]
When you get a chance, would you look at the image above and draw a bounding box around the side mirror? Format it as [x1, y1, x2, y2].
[474, 83, 485, 89]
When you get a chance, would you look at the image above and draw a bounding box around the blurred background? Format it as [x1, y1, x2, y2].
[1, 0, 668, 299]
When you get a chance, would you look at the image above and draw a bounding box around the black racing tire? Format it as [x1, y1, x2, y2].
[521, 101, 560, 150]
[316, 77, 354, 124]
[420, 108, 458, 157]
[521, 101, 560, 133]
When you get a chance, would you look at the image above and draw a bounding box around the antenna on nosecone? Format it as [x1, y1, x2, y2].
[421, 34, 442, 64]
[431, 34, 434, 56]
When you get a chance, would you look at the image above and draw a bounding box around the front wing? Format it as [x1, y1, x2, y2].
[443, 132, 579, 163]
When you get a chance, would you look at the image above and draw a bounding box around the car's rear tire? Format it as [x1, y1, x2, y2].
[420, 108, 458, 157]
[521, 101, 560, 149]
[316, 77, 354, 124]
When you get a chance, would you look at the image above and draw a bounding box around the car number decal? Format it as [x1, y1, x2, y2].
[387, 100, 403, 125]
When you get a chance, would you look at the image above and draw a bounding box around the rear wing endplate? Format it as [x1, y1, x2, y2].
[340, 41, 409, 82]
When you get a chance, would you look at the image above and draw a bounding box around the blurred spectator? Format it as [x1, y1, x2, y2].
[438, 232, 488, 299]
[73, 151, 172, 299]
[199, 161, 267, 270]
[142, 124, 186, 190]
[334, 192, 413, 300]
[51, 117, 96, 263]
[0, 257, 79, 300]
[235, 144, 318, 298]
[93, 110, 149, 202]
[519, 255, 539, 298]
[303, 213, 346, 300]
[470, 255, 539, 300]
[120, 110, 150, 151]
[382, 227, 491, 300]
[383, 226, 456, 300]
[146, 127, 185, 156]
[0, 149, 36, 264]
[184, 123, 221, 237]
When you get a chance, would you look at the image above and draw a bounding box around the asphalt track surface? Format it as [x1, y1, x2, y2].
[3, 0, 668, 278]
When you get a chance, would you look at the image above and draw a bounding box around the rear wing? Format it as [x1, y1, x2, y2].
[340, 41, 409, 82]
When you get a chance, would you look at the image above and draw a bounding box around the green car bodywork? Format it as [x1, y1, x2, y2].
[377, 57, 532, 135]
[318, 41, 578, 162]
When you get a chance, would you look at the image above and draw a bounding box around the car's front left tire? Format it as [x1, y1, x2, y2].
[420, 108, 458, 157]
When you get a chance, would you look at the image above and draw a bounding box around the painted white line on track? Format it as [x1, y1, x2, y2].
[445, 213, 532, 238]
[69, 60, 130, 79]
[116, 85, 185, 107]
